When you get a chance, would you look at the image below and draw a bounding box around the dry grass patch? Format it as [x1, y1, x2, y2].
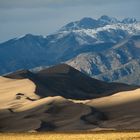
[0, 131, 140, 140]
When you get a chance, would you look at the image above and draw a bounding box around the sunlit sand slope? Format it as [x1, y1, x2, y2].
[87, 89, 140, 129]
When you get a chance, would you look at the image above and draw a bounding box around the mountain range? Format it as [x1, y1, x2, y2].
[0, 15, 140, 85]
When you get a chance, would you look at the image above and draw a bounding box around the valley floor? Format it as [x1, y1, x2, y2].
[0, 131, 140, 140]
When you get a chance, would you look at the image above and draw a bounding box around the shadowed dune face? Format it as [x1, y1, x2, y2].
[87, 89, 140, 130]
[0, 76, 107, 132]
[4, 64, 138, 100]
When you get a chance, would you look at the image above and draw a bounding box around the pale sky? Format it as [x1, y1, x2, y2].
[0, 0, 140, 42]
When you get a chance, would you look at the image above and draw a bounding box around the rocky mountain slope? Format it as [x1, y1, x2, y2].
[67, 35, 140, 85]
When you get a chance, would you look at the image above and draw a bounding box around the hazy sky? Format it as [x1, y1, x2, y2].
[0, 0, 140, 42]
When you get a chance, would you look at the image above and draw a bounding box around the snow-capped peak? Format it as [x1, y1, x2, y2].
[60, 15, 139, 32]
[57, 22, 140, 45]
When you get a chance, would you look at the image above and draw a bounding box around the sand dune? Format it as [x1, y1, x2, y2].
[0, 76, 106, 132]
[5, 64, 138, 99]
[1, 64, 140, 132]
[87, 89, 140, 130]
